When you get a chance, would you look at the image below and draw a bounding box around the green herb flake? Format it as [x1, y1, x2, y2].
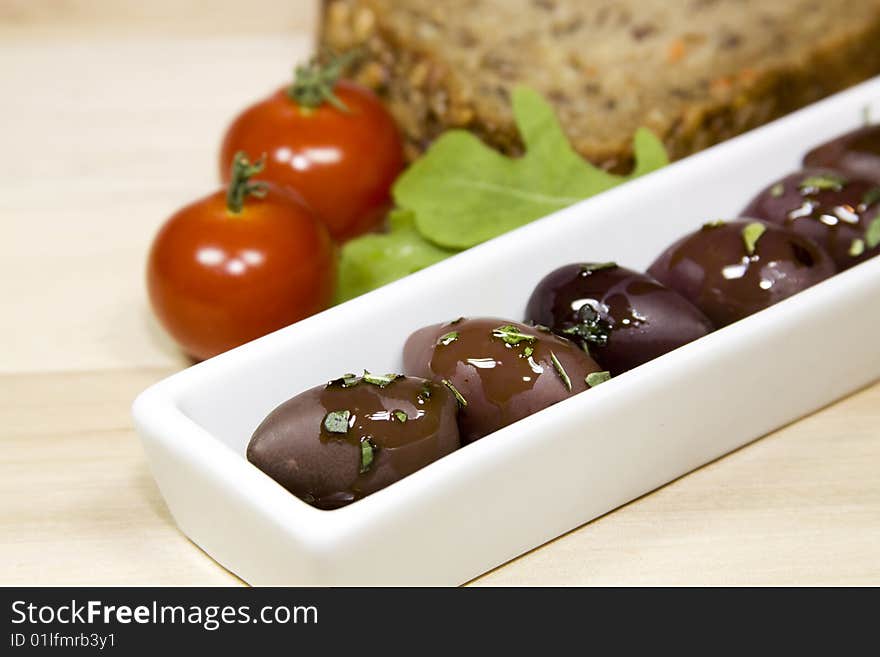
[586, 371, 611, 387]
[437, 331, 460, 346]
[703, 219, 726, 229]
[770, 183, 785, 198]
[550, 351, 572, 392]
[581, 262, 617, 274]
[491, 324, 537, 346]
[327, 373, 360, 388]
[561, 304, 612, 348]
[521, 345, 534, 358]
[862, 186, 880, 207]
[798, 173, 847, 192]
[362, 371, 403, 387]
[441, 379, 468, 407]
[866, 216, 880, 249]
[417, 382, 433, 402]
[323, 410, 351, 434]
[359, 438, 376, 474]
[393, 410, 408, 423]
[393, 87, 668, 249]
[742, 222, 767, 256]
[849, 238, 866, 257]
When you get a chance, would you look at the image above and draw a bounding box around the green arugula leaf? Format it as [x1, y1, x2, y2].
[333, 88, 669, 302]
[335, 209, 457, 303]
[394, 86, 668, 249]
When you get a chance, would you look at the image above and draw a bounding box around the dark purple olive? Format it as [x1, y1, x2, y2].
[403, 317, 606, 444]
[647, 220, 835, 327]
[741, 168, 880, 270]
[247, 373, 461, 509]
[804, 125, 880, 184]
[524, 263, 714, 375]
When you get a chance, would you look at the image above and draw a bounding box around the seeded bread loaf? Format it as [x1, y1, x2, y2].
[321, 0, 880, 170]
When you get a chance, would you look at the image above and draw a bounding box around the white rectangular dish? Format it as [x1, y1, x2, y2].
[133, 78, 880, 586]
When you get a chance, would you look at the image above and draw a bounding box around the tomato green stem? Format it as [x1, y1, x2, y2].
[226, 152, 268, 214]
[286, 51, 359, 112]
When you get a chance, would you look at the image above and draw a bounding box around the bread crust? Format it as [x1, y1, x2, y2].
[321, 0, 880, 170]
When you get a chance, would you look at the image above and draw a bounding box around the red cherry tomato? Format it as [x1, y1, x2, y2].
[148, 154, 336, 361]
[219, 57, 404, 243]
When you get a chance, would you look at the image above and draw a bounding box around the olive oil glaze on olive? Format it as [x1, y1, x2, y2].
[403, 318, 604, 444]
[248, 374, 460, 509]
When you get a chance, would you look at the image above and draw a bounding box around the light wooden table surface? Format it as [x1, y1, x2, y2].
[2, 2, 878, 586]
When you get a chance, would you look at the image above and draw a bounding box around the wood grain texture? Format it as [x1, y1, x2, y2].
[1, 1, 878, 586]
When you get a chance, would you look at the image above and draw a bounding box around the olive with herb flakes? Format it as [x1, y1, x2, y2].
[524, 263, 714, 376]
[403, 317, 606, 444]
[741, 168, 880, 270]
[647, 220, 835, 328]
[804, 124, 880, 184]
[246, 372, 461, 510]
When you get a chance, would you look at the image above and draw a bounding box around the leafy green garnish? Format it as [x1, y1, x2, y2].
[437, 331, 460, 346]
[393, 410, 408, 423]
[703, 220, 726, 229]
[849, 239, 866, 257]
[362, 371, 403, 387]
[521, 345, 534, 358]
[491, 324, 536, 346]
[359, 438, 375, 474]
[586, 371, 611, 387]
[550, 351, 571, 392]
[335, 209, 456, 304]
[417, 382, 433, 402]
[332, 88, 668, 301]
[742, 222, 767, 256]
[441, 379, 468, 407]
[393, 87, 668, 249]
[866, 216, 880, 249]
[770, 183, 785, 198]
[323, 410, 350, 434]
[863, 186, 880, 207]
[799, 173, 847, 192]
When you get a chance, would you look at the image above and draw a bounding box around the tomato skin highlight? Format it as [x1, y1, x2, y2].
[147, 184, 336, 361]
[219, 81, 405, 242]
